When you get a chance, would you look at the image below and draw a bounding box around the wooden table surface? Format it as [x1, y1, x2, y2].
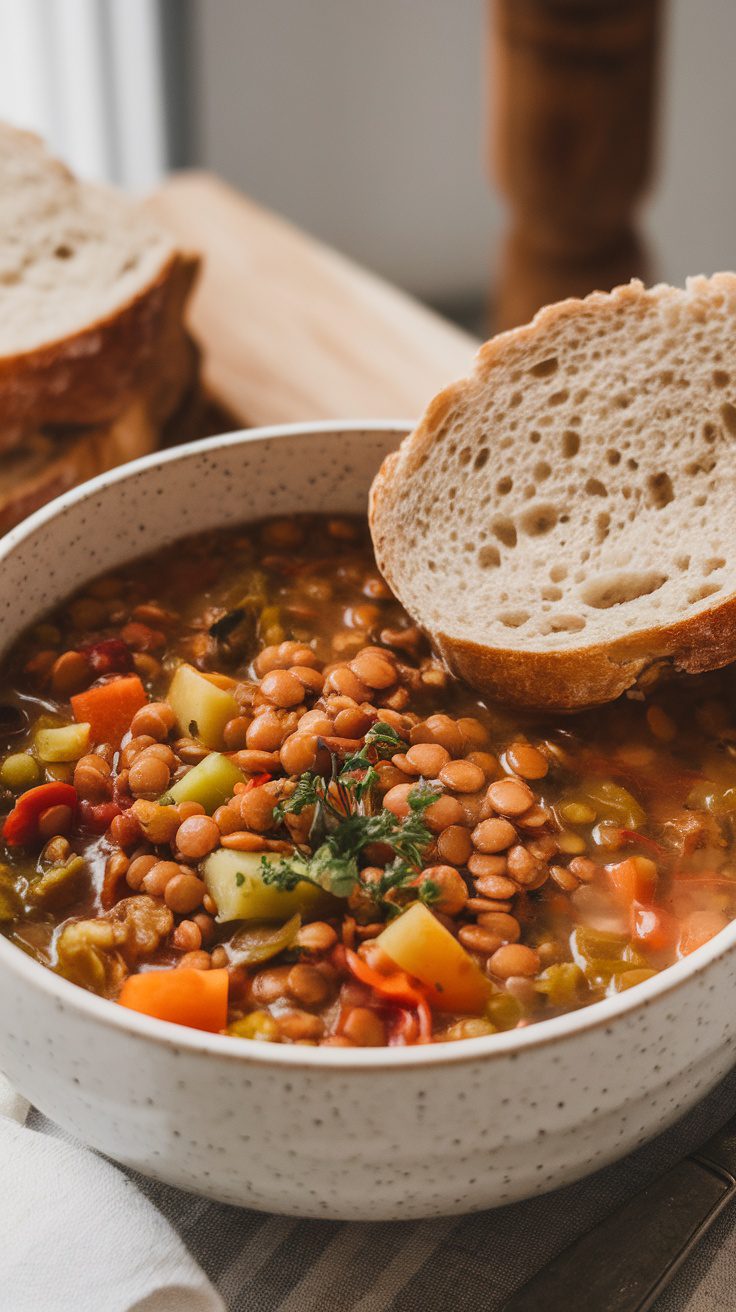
[145, 172, 479, 428]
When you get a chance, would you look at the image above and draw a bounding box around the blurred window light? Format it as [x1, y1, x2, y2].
[0, 0, 168, 190]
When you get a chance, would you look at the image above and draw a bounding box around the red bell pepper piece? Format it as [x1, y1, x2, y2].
[77, 638, 133, 677]
[244, 773, 272, 792]
[345, 948, 432, 1043]
[78, 799, 122, 834]
[616, 829, 667, 858]
[2, 782, 78, 846]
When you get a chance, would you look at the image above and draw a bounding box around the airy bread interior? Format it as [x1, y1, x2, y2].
[371, 276, 736, 659]
[0, 123, 175, 356]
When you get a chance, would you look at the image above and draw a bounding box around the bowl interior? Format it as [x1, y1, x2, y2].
[3, 418, 736, 1070]
[0, 422, 406, 651]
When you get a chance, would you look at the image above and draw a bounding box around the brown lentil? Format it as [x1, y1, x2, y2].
[458, 924, 503, 955]
[50, 650, 90, 696]
[485, 778, 535, 817]
[438, 759, 485, 793]
[435, 824, 473, 865]
[471, 817, 517, 853]
[341, 1008, 386, 1046]
[296, 922, 338, 954]
[276, 1010, 325, 1042]
[287, 963, 332, 1007]
[489, 944, 541, 979]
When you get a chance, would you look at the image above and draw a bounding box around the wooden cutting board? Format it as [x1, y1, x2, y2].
[144, 172, 480, 427]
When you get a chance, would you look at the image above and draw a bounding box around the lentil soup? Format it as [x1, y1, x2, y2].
[1, 513, 735, 1047]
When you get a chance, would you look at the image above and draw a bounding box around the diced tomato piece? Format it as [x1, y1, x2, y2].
[608, 856, 658, 906]
[630, 902, 677, 952]
[78, 639, 133, 677]
[678, 909, 729, 957]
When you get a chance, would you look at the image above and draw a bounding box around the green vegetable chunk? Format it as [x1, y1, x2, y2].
[202, 849, 336, 923]
[166, 664, 237, 748]
[35, 723, 90, 763]
[0, 753, 41, 790]
[226, 913, 301, 966]
[165, 752, 244, 814]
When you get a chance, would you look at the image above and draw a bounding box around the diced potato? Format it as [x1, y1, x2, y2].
[166, 753, 244, 814]
[166, 664, 237, 749]
[202, 849, 335, 923]
[378, 902, 492, 1013]
[34, 722, 90, 762]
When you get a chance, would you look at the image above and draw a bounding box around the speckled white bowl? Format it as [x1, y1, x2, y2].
[1, 421, 736, 1221]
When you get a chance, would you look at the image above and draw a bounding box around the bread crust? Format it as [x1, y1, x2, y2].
[0, 250, 199, 430]
[0, 332, 198, 535]
[369, 275, 736, 712]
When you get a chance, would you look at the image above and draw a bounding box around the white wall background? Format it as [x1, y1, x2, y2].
[191, 0, 736, 302]
[0, 0, 733, 306]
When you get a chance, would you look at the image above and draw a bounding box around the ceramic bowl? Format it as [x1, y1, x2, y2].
[1, 421, 736, 1222]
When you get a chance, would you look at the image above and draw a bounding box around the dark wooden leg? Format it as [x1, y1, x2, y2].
[490, 0, 664, 330]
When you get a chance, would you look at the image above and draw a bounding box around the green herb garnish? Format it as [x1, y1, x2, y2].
[263, 722, 437, 901]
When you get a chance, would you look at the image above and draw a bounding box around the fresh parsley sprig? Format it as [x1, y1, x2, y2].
[261, 774, 439, 901]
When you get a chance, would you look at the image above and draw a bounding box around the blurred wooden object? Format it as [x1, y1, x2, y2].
[145, 173, 478, 426]
[491, 0, 663, 329]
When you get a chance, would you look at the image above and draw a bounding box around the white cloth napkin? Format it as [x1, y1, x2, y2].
[0, 1073, 224, 1312]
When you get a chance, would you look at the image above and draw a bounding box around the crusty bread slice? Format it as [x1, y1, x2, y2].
[0, 402, 157, 535]
[370, 275, 736, 711]
[0, 334, 200, 535]
[0, 123, 198, 433]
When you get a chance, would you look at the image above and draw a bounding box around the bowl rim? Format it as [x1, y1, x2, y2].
[1, 417, 735, 1071]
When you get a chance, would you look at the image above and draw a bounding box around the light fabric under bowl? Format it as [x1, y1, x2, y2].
[1, 422, 735, 1221]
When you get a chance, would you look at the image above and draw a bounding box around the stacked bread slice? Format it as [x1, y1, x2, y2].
[0, 123, 199, 532]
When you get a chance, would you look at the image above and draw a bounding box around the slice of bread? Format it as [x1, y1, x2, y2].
[0, 343, 201, 538]
[0, 123, 198, 434]
[370, 275, 736, 711]
[0, 402, 158, 536]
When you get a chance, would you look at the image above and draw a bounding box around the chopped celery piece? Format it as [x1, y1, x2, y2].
[570, 925, 627, 966]
[536, 962, 585, 1006]
[166, 664, 237, 748]
[202, 849, 334, 923]
[0, 867, 20, 922]
[166, 752, 244, 814]
[485, 991, 523, 1030]
[35, 722, 90, 762]
[571, 932, 645, 987]
[227, 1011, 280, 1040]
[584, 779, 646, 830]
[226, 913, 301, 966]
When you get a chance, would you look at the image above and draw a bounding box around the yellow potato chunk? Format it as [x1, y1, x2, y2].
[378, 902, 492, 1013]
[166, 664, 237, 749]
[202, 849, 335, 923]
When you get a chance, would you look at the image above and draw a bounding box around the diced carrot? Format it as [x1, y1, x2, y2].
[118, 967, 229, 1032]
[630, 902, 677, 952]
[2, 782, 78, 846]
[70, 675, 147, 748]
[607, 856, 658, 906]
